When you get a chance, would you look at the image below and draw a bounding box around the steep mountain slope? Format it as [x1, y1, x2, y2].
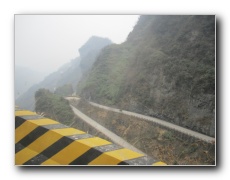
[78, 15, 215, 137]
[79, 36, 112, 74]
[16, 36, 112, 110]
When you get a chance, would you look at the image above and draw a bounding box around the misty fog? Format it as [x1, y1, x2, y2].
[14, 15, 216, 166]
[15, 15, 139, 76]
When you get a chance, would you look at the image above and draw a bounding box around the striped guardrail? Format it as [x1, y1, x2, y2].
[15, 108, 166, 166]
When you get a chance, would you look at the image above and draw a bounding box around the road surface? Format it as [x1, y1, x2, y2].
[89, 102, 215, 143]
[69, 104, 146, 155]
[66, 97, 215, 143]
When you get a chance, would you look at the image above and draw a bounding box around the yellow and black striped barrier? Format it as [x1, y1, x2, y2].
[15, 108, 166, 166]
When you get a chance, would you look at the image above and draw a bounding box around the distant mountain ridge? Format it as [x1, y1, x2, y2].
[16, 36, 112, 110]
[79, 36, 112, 74]
[15, 66, 44, 99]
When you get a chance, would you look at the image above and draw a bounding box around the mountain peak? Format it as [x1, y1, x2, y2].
[79, 36, 112, 58]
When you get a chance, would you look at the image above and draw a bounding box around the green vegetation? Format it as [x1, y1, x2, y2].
[74, 99, 215, 165]
[78, 44, 131, 105]
[16, 36, 112, 111]
[54, 83, 73, 96]
[78, 15, 215, 137]
[35, 88, 75, 125]
[79, 36, 112, 74]
[162, 131, 175, 141]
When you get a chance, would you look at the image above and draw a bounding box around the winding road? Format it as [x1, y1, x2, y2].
[66, 97, 215, 143]
[68, 103, 146, 155]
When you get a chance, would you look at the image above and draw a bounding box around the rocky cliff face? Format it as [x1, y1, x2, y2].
[78, 15, 215, 137]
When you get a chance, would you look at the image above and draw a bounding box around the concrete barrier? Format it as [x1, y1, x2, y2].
[15, 109, 166, 166]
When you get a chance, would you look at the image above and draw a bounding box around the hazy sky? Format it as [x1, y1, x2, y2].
[15, 15, 139, 76]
